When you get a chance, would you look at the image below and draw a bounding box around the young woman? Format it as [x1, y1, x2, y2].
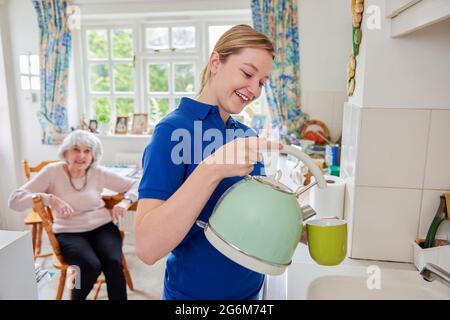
[135, 25, 281, 300]
[9, 130, 138, 300]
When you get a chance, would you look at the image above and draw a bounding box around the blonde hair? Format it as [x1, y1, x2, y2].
[199, 24, 275, 94]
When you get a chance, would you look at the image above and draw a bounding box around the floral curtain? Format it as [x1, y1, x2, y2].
[32, 0, 72, 145]
[251, 0, 306, 144]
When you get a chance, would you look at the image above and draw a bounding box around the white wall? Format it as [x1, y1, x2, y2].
[343, 0, 450, 263]
[356, 2, 450, 108]
[298, 0, 352, 141]
[0, 0, 23, 230]
[5, 0, 60, 164]
[74, 0, 252, 16]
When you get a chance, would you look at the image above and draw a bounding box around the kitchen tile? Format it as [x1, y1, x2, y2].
[340, 103, 361, 180]
[351, 186, 422, 262]
[418, 189, 450, 240]
[356, 108, 430, 188]
[423, 110, 450, 190]
[342, 175, 356, 257]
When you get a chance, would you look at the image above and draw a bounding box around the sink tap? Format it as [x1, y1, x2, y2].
[420, 263, 450, 288]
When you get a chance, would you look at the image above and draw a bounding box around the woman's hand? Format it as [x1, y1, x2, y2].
[49, 195, 74, 218]
[201, 137, 282, 179]
[112, 200, 130, 220]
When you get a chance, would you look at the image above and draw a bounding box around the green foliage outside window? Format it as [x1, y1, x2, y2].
[116, 98, 134, 116]
[112, 29, 133, 58]
[148, 64, 169, 92]
[87, 30, 108, 59]
[93, 98, 112, 123]
[149, 97, 169, 122]
[114, 63, 134, 92]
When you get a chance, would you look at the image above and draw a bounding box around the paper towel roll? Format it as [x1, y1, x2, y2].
[309, 175, 345, 219]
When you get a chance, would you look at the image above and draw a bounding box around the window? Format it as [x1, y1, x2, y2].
[143, 23, 199, 124]
[81, 14, 270, 131]
[19, 54, 40, 90]
[84, 27, 136, 121]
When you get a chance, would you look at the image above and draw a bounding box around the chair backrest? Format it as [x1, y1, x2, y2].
[31, 195, 65, 265]
[23, 160, 58, 181]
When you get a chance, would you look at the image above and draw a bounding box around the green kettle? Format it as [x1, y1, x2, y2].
[197, 145, 327, 275]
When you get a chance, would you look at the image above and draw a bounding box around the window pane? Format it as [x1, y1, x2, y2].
[87, 29, 108, 59]
[172, 26, 195, 49]
[90, 64, 110, 92]
[149, 97, 169, 122]
[208, 25, 232, 54]
[116, 97, 134, 116]
[148, 64, 169, 92]
[21, 76, 30, 90]
[112, 28, 133, 59]
[92, 97, 112, 121]
[174, 63, 194, 92]
[113, 63, 134, 92]
[146, 27, 169, 49]
[30, 76, 40, 90]
[19, 55, 29, 74]
[30, 55, 40, 75]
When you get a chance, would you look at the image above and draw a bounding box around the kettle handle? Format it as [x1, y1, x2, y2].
[279, 144, 327, 191]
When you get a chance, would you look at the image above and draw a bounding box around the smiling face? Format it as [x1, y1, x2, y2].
[65, 143, 93, 173]
[209, 48, 273, 115]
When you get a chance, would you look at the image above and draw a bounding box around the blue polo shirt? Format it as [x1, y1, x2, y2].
[138, 97, 265, 300]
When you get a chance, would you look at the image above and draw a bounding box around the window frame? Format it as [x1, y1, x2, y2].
[81, 23, 139, 120]
[80, 13, 258, 126]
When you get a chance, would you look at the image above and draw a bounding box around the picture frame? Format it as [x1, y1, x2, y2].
[88, 119, 98, 133]
[115, 116, 128, 134]
[131, 113, 148, 134]
[251, 114, 266, 134]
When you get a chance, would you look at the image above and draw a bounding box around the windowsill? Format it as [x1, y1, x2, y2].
[97, 133, 152, 140]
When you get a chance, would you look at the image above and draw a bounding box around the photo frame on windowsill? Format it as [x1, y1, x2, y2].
[131, 113, 148, 134]
[115, 116, 128, 134]
[88, 119, 98, 133]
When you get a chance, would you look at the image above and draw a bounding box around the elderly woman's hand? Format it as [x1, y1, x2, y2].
[112, 200, 130, 221]
[49, 195, 74, 218]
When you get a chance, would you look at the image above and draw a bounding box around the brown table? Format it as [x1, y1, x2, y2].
[102, 189, 138, 211]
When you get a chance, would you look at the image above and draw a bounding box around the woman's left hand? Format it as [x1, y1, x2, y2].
[112, 200, 130, 220]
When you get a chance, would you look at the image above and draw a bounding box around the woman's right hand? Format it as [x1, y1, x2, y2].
[201, 137, 282, 179]
[49, 195, 74, 218]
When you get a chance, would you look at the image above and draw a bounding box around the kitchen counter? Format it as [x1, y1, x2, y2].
[264, 244, 450, 300]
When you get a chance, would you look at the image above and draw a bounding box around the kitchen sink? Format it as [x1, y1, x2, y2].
[264, 244, 450, 300]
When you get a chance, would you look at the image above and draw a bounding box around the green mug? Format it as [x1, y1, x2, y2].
[306, 218, 347, 266]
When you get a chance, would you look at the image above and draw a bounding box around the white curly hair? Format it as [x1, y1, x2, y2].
[57, 130, 103, 167]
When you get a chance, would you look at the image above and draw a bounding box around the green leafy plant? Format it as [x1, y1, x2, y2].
[95, 104, 111, 124]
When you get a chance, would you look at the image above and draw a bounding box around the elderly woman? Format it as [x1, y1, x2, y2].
[9, 130, 138, 300]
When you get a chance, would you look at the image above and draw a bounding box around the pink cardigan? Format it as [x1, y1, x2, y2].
[9, 162, 138, 233]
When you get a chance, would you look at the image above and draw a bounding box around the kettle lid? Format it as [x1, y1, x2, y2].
[247, 175, 295, 195]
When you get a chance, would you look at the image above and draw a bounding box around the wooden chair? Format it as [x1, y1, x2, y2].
[32, 195, 134, 300]
[23, 160, 58, 258]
